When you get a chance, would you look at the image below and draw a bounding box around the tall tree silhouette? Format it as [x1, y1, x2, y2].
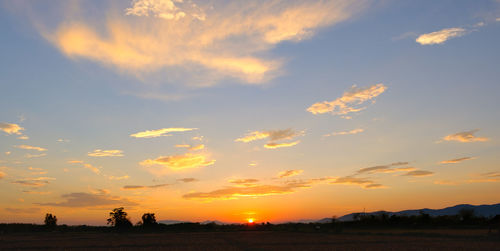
[107, 207, 132, 229]
[141, 213, 158, 227]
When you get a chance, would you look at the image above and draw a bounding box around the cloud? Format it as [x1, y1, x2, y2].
[68, 160, 101, 174]
[122, 183, 169, 190]
[107, 175, 130, 180]
[40, 0, 368, 86]
[0, 171, 5, 179]
[330, 176, 383, 189]
[278, 170, 303, 178]
[4, 207, 41, 214]
[67, 160, 84, 164]
[183, 182, 309, 201]
[88, 149, 124, 157]
[25, 153, 47, 158]
[5, 151, 11, 155]
[140, 152, 215, 171]
[416, 27, 467, 45]
[324, 128, 364, 137]
[440, 157, 475, 164]
[36, 192, 138, 207]
[130, 127, 197, 138]
[235, 128, 301, 143]
[178, 178, 198, 183]
[404, 170, 434, 177]
[356, 162, 410, 174]
[189, 144, 205, 151]
[0, 122, 24, 135]
[229, 179, 260, 186]
[15, 145, 47, 151]
[264, 140, 300, 149]
[434, 180, 458, 185]
[175, 144, 191, 148]
[17, 135, 29, 140]
[22, 190, 52, 195]
[12, 177, 56, 187]
[57, 138, 70, 143]
[468, 172, 500, 183]
[83, 163, 101, 174]
[441, 130, 489, 143]
[125, 0, 206, 21]
[307, 83, 386, 116]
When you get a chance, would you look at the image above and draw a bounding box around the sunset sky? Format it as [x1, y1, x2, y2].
[1, 0, 500, 225]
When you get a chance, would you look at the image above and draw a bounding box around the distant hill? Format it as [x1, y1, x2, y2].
[158, 220, 192, 225]
[336, 203, 500, 222]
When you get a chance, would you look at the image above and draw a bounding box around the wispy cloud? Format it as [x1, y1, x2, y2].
[324, 128, 364, 137]
[140, 152, 215, 172]
[15, 145, 47, 152]
[434, 180, 459, 185]
[25, 153, 47, 158]
[441, 129, 489, 143]
[236, 128, 302, 149]
[229, 179, 259, 186]
[235, 128, 302, 143]
[36, 192, 138, 207]
[307, 83, 386, 117]
[178, 178, 198, 183]
[130, 127, 197, 138]
[404, 170, 434, 177]
[88, 149, 124, 157]
[12, 177, 56, 187]
[122, 183, 169, 190]
[264, 140, 300, 149]
[41, 0, 368, 86]
[356, 162, 411, 174]
[330, 176, 384, 189]
[278, 170, 303, 178]
[440, 157, 475, 164]
[68, 160, 101, 174]
[468, 172, 500, 183]
[17, 135, 29, 140]
[416, 27, 467, 45]
[4, 207, 40, 214]
[183, 182, 310, 201]
[107, 175, 130, 180]
[0, 122, 24, 135]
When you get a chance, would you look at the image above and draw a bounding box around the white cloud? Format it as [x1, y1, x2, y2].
[307, 83, 386, 116]
[140, 152, 215, 172]
[416, 27, 467, 45]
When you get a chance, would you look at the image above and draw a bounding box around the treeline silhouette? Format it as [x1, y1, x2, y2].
[1, 207, 499, 234]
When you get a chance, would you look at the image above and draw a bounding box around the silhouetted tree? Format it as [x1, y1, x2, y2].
[141, 213, 158, 227]
[459, 208, 475, 222]
[107, 207, 132, 229]
[44, 213, 57, 228]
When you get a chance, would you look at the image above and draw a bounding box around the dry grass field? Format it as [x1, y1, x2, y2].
[1, 230, 500, 250]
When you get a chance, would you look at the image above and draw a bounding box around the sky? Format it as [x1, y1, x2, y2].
[1, 0, 500, 225]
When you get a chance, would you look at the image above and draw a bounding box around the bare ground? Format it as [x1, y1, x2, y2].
[1, 230, 499, 250]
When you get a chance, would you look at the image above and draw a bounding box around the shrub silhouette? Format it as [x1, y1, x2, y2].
[107, 207, 132, 229]
[459, 208, 475, 222]
[44, 213, 57, 228]
[141, 213, 158, 227]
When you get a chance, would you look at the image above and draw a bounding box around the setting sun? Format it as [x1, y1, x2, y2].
[247, 218, 254, 224]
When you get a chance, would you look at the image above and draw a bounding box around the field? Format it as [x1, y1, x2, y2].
[1, 229, 499, 250]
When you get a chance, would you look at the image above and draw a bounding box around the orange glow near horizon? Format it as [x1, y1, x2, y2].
[247, 218, 254, 224]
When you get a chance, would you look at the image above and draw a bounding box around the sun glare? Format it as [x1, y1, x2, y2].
[247, 218, 254, 223]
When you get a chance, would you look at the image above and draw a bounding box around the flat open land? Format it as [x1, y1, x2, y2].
[1, 230, 499, 250]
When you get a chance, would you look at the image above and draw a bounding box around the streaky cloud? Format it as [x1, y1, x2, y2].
[130, 127, 197, 138]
